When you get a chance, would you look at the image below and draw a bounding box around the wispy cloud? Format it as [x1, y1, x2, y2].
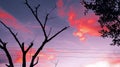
[0, 8, 31, 33]
[13, 47, 57, 63]
[56, 0, 66, 17]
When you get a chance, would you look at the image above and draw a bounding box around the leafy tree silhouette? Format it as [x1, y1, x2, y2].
[0, 0, 69, 67]
[82, 0, 120, 46]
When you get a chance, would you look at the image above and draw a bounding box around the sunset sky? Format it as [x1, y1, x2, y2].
[0, 0, 120, 67]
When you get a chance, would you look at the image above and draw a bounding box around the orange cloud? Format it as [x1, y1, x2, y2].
[15, 48, 56, 63]
[69, 11, 101, 40]
[110, 60, 120, 64]
[56, 0, 102, 41]
[0, 8, 31, 33]
[108, 59, 120, 67]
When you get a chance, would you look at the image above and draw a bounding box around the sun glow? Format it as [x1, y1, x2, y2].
[85, 61, 110, 67]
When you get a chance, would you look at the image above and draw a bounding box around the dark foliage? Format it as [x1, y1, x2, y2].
[82, 0, 120, 46]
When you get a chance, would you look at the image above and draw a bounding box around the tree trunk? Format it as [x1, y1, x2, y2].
[30, 41, 46, 67]
[22, 52, 26, 67]
[4, 48, 14, 67]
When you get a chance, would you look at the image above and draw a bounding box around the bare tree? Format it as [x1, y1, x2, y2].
[0, 20, 34, 67]
[0, 38, 14, 67]
[0, 0, 69, 67]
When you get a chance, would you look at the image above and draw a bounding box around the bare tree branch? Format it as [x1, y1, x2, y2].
[0, 38, 14, 67]
[0, 21, 31, 67]
[25, 42, 33, 53]
[30, 41, 46, 67]
[25, 0, 48, 39]
[5, 64, 10, 67]
[24, 0, 69, 67]
[48, 27, 52, 37]
[33, 57, 39, 66]
[21, 42, 25, 52]
[0, 0, 69, 67]
[0, 38, 6, 45]
[35, 4, 40, 16]
[0, 39, 8, 50]
[44, 13, 49, 28]
[0, 44, 3, 49]
[0, 21, 22, 48]
[44, 6, 56, 28]
[48, 26, 69, 41]
[30, 26, 69, 67]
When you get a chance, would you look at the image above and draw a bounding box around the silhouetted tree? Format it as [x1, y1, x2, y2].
[0, 38, 13, 67]
[0, 0, 69, 67]
[82, 0, 120, 46]
[0, 20, 34, 67]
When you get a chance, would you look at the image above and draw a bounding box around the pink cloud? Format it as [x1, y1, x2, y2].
[85, 59, 120, 67]
[110, 60, 120, 64]
[56, 0, 64, 8]
[68, 9, 101, 40]
[0, 8, 31, 33]
[56, 0, 102, 41]
[14, 47, 57, 63]
[56, 0, 66, 17]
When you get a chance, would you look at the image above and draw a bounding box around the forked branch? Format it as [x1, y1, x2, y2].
[0, 38, 14, 67]
[24, 0, 69, 67]
[0, 20, 33, 67]
[25, 0, 48, 39]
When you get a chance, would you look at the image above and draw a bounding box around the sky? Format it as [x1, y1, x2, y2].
[0, 0, 120, 67]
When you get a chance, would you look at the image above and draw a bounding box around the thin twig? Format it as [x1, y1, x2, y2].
[25, 0, 48, 39]
[35, 4, 40, 16]
[48, 27, 52, 37]
[44, 6, 56, 28]
[48, 26, 69, 41]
